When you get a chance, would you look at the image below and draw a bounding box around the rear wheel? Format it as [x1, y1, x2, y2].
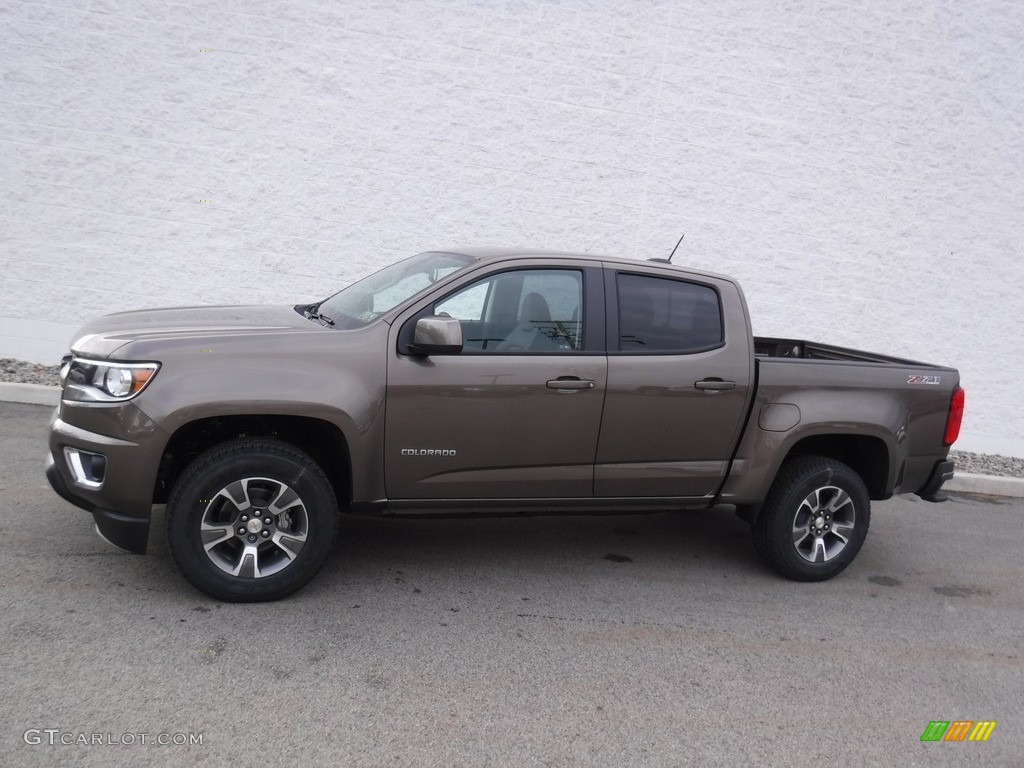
[167, 438, 339, 602]
[753, 456, 870, 582]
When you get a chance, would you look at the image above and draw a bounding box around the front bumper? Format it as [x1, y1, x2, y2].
[917, 459, 955, 503]
[45, 451, 150, 553]
[45, 402, 167, 554]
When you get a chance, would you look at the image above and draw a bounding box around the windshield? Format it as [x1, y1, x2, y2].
[315, 251, 477, 329]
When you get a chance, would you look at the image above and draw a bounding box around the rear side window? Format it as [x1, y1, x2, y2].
[616, 273, 723, 353]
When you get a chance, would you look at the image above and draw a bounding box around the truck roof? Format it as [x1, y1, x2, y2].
[435, 246, 736, 284]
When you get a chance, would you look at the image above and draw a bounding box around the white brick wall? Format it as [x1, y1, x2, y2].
[1, 0, 1021, 457]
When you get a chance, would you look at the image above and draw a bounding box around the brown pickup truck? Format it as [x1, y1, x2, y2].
[45, 248, 964, 601]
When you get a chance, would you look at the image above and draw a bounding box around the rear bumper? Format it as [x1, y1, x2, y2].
[917, 459, 955, 503]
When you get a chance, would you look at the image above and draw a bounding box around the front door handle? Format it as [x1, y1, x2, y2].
[695, 378, 736, 392]
[547, 377, 596, 391]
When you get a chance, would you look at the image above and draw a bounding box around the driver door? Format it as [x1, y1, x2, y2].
[385, 263, 607, 500]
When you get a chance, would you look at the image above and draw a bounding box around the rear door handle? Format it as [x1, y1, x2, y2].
[695, 378, 736, 392]
[547, 377, 596, 391]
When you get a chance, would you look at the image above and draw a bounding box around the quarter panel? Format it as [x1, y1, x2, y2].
[719, 358, 960, 504]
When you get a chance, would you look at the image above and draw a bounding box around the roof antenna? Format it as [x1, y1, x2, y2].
[648, 233, 684, 264]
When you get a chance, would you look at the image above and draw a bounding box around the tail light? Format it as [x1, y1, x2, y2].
[943, 386, 965, 446]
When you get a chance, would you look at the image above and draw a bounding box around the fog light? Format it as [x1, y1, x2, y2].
[64, 447, 107, 489]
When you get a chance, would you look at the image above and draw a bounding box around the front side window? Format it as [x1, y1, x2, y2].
[616, 273, 723, 353]
[435, 269, 584, 353]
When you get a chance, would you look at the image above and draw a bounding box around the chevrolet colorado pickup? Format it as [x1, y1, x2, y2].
[45, 248, 964, 601]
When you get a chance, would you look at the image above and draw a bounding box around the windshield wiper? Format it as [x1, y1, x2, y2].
[302, 302, 335, 327]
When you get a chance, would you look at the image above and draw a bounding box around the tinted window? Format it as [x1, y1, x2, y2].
[436, 269, 583, 353]
[616, 273, 722, 353]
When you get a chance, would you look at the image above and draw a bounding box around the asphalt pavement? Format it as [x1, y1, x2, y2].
[1, 402, 1020, 767]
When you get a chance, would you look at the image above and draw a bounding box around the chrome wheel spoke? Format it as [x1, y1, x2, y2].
[832, 522, 854, 543]
[231, 544, 262, 578]
[793, 505, 812, 531]
[273, 531, 306, 561]
[810, 536, 827, 563]
[827, 490, 852, 514]
[216, 479, 252, 511]
[813, 487, 828, 510]
[269, 484, 300, 516]
[200, 522, 233, 551]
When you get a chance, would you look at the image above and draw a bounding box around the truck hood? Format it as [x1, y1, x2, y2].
[71, 305, 317, 359]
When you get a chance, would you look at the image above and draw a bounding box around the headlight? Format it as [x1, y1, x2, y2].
[63, 358, 160, 402]
[103, 367, 135, 397]
[59, 355, 72, 388]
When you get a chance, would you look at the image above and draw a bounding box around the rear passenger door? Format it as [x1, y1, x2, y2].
[594, 267, 752, 498]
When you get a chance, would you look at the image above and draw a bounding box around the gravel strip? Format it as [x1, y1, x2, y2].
[2, 358, 1021, 476]
[949, 450, 1024, 479]
[1, 358, 60, 386]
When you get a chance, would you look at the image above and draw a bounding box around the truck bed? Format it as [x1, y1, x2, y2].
[753, 336, 946, 368]
[734, 337, 960, 507]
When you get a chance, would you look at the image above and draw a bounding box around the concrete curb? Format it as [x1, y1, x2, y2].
[1, 382, 1022, 498]
[0, 382, 59, 407]
[945, 473, 1024, 499]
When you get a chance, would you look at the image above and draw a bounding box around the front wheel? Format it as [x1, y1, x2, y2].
[167, 438, 339, 602]
[753, 456, 870, 582]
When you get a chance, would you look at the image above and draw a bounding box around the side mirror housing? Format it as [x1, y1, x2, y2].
[411, 316, 463, 355]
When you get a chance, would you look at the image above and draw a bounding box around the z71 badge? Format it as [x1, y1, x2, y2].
[908, 374, 942, 385]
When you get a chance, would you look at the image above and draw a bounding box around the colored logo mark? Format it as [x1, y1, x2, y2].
[921, 721, 997, 742]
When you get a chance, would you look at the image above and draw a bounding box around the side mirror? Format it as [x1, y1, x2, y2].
[411, 316, 463, 355]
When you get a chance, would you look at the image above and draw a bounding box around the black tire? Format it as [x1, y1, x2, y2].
[167, 438, 339, 602]
[753, 456, 870, 582]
